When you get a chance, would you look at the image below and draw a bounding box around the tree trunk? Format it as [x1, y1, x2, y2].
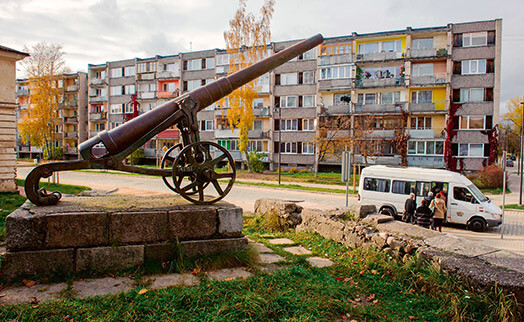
[244, 150, 252, 173]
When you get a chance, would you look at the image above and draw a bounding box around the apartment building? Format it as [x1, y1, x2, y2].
[16, 72, 88, 160]
[80, 19, 500, 172]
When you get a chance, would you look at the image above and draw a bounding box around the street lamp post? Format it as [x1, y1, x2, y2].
[520, 101, 524, 205]
[274, 104, 281, 185]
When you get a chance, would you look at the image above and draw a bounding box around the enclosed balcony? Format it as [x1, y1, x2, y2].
[89, 112, 107, 121]
[409, 100, 448, 113]
[355, 77, 404, 88]
[63, 117, 78, 124]
[356, 51, 404, 62]
[138, 91, 157, 99]
[354, 103, 404, 113]
[66, 85, 79, 92]
[16, 89, 29, 96]
[409, 47, 448, 59]
[89, 78, 106, 86]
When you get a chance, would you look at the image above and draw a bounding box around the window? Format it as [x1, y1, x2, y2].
[320, 65, 351, 80]
[281, 119, 298, 131]
[111, 122, 121, 129]
[463, 32, 487, 47]
[125, 85, 135, 95]
[187, 80, 201, 91]
[410, 116, 432, 129]
[459, 116, 485, 130]
[110, 68, 122, 78]
[460, 88, 484, 102]
[281, 142, 297, 154]
[217, 139, 240, 151]
[301, 48, 316, 60]
[95, 123, 105, 131]
[407, 141, 443, 155]
[363, 177, 390, 192]
[458, 143, 484, 157]
[163, 63, 176, 72]
[281, 96, 298, 108]
[280, 73, 298, 85]
[137, 62, 157, 73]
[303, 119, 315, 131]
[381, 92, 401, 104]
[303, 71, 315, 84]
[357, 93, 377, 105]
[199, 120, 214, 131]
[139, 83, 157, 93]
[253, 98, 264, 108]
[461, 60, 486, 75]
[206, 58, 215, 69]
[187, 59, 202, 71]
[303, 95, 315, 107]
[361, 66, 400, 79]
[124, 66, 136, 77]
[411, 90, 432, 103]
[392, 180, 416, 195]
[302, 142, 314, 154]
[412, 38, 433, 50]
[110, 104, 122, 114]
[320, 43, 351, 56]
[216, 54, 229, 66]
[454, 186, 474, 202]
[412, 64, 433, 76]
[162, 82, 176, 92]
[249, 140, 265, 152]
[124, 103, 134, 114]
[359, 40, 402, 54]
[253, 120, 262, 130]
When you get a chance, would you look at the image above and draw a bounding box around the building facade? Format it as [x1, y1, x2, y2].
[44, 19, 501, 172]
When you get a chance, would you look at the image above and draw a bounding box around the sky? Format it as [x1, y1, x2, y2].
[2, 0, 523, 113]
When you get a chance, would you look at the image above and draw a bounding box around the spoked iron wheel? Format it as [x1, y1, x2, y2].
[161, 143, 208, 195]
[172, 141, 236, 204]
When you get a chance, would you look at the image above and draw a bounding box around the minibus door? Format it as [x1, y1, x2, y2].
[448, 185, 476, 224]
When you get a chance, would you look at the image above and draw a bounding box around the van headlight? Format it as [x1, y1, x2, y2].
[491, 213, 501, 220]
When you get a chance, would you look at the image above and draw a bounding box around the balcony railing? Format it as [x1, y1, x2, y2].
[17, 89, 29, 96]
[356, 51, 405, 62]
[66, 147, 78, 154]
[408, 127, 446, 139]
[409, 100, 448, 112]
[409, 47, 448, 59]
[157, 91, 178, 99]
[410, 73, 447, 85]
[253, 107, 270, 117]
[138, 91, 156, 99]
[63, 117, 78, 124]
[157, 70, 180, 79]
[90, 96, 107, 103]
[65, 132, 78, 139]
[89, 78, 106, 85]
[355, 77, 404, 88]
[354, 103, 404, 113]
[66, 85, 79, 92]
[89, 112, 107, 121]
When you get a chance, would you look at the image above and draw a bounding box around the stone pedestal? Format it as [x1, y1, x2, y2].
[2, 195, 247, 279]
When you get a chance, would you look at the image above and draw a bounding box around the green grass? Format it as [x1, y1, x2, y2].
[15, 179, 90, 195]
[231, 180, 356, 194]
[504, 204, 524, 210]
[481, 187, 511, 195]
[0, 215, 519, 321]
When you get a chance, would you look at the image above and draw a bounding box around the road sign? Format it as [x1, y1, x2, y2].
[341, 152, 350, 182]
[162, 146, 168, 153]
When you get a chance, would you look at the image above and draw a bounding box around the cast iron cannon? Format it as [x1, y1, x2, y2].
[25, 34, 324, 206]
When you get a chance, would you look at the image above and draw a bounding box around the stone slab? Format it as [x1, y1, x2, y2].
[307, 257, 334, 268]
[6, 207, 46, 251]
[46, 212, 108, 248]
[181, 237, 248, 258]
[377, 220, 441, 239]
[144, 242, 178, 262]
[251, 242, 273, 253]
[72, 277, 135, 299]
[267, 238, 295, 245]
[2, 249, 74, 279]
[479, 250, 524, 274]
[259, 253, 285, 264]
[148, 273, 200, 289]
[283, 246, 312, 255]
[425, 235, 498, 257]
[0, 283, 68, 306]
[76, 245, 144, 272]
[207, 267, 253, 281]
[362, 214, 394, 224]
[168, 208, 217, 240]
[217, 207, 243, 237]
[109, 211, 168, 244]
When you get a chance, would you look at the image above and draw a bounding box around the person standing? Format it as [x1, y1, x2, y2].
[430, 194, 447, 232]
[416, 199, 433, 229]
[403, 193, 416, 224]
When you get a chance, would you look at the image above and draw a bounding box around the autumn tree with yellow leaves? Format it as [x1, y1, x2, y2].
[18, 42, 69, 160]
[501, 96, 523, 154]
[222, 0, 275, 172]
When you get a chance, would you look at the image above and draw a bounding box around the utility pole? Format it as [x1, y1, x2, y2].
[520, 100, 524, 205]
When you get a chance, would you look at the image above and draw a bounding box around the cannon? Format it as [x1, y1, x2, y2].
[25, 34, 324, 206]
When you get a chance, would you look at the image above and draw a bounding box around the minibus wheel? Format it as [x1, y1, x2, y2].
[380, 207, 395, 218]
[468, 217, 486, 232]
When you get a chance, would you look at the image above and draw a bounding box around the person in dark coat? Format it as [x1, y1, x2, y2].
[403, 193, 416, 224]
[416, 199, 433, 229]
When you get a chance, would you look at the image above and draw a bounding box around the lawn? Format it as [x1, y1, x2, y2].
[0, 214, 519, 321]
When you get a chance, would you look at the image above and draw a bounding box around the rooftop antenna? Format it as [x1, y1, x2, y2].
[190, 42, 192, 51]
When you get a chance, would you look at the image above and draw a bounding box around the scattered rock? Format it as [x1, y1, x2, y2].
[307, 257, 334, 268]
[283, 246, 312, 256]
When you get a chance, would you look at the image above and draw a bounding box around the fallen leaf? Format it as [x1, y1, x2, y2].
[78, 279, 84, 282]
[31, 305, 39, 309]
[138, 288, 148, 295]
[349, 280, 356, 286]
[191, 268, 201, 275]
[373, 299, 379, 304]
[366, 294, 375, 301]
[114, 283, 121, 287]
[359, 270, 365, 275]
[421, 285, 427, 293]
[381, 274, 386, 279]
[29, 297, 38, 304]
[336, 277, 346, 281]
[0, 294, 6, 298]
[408, 316, 418, 320]
[409, 288, 415, 293]
[354, 297, 361, 302]
[371, 269, 378, 274]
[23, 279, 36, 287]
[224, 277, 236, 281]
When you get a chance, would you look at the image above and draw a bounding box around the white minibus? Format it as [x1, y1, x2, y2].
[358, 165, 502, 232]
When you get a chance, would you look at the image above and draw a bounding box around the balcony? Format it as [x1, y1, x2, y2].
[410, 73, 447, 86]
[409, 100, 448, 113]
[253, 107, 270, 117]
[409, 48, 448, 59]
[248, 130, 271, 139]
[65, 132, 78, 139]
[63, 117, 78, 124]
[355, 77, 404, 88]
[138, 91, 156, 99]
[215, 128, 240, 138]
[356, 51, 404, 62]
[157, 70, 180, 79]
[321, 104, 351, 115]
[89, 112, 107, 121]
[89, 78, 106, 85]
[137, 73, 155, 81]
[157, 91, 178, 99]
[354, 103, 404, 113]
[407, 155, 445, 168]
[65, 147, 78, 154]
[90, 96, 107, 103]
[256, 83, 270, 93]
[408, 128, 446, 139]
[66, 85, 79, 92]
[17, 89, 29, 96]
[64, 100, 78, 108]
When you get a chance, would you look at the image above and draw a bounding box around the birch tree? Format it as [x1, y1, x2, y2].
[223, 0, 275, 172]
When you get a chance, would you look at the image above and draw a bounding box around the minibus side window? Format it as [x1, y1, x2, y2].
[364, 177, 391, 192]
[392, 180, 415, 195]
[453, 187, 474, 203]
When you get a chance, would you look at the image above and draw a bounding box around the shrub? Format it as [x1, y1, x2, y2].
[299, 169, 309, 173]
[469, 165, 504, 189]
[288, 167, 299, 174]
[248, 151, 266, 173]
[43, 146, 63, 160]
[126, 148, 145, 165]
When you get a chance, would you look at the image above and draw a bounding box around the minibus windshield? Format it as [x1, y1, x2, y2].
[468, 184, 488, 202]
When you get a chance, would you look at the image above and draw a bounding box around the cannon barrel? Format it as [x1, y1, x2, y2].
[79, 34, 323, 159]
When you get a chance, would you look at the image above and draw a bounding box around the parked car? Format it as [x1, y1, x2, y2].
[507, 154, 516, 161]
[358, 165, 502, 232]
[506, 159, 514, 167]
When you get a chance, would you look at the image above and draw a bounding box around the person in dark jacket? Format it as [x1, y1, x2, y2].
[416, 199, 433, 229]
[403, 193, 416, 224]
